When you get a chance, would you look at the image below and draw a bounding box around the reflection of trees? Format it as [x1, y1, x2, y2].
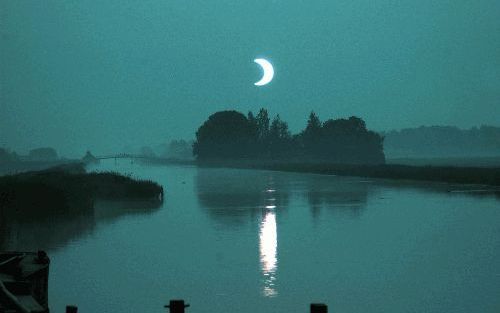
[196, 168, 286, 296]
[0, 209, 96, 251]
[195, 168, 289, 226]
[0, 200, 160, 251]
[304, 176, 371, 218]
[196, 168, 373, 224]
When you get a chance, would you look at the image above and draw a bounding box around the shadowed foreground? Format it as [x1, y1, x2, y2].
[0, 164, 163, 212]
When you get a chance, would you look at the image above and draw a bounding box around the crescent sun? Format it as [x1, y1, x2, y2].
[254, 58, 274, 86]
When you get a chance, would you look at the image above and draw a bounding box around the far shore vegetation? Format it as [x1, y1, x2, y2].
[194, 109, 385, 164]
[1, 109, 499, 188]
[193, 109, 500, 187]
[197, 160, 500, 187]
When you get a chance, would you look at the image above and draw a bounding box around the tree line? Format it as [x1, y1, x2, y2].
[0, 147, 58, 164]
[193, 109, 385, 164]
[383, 125, 500, 158]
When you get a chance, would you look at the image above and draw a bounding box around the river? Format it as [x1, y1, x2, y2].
[1, 162, 500, 313]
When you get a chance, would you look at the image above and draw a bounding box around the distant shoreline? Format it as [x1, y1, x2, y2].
[3, 158, 499, 187]
[141, 155, 500, 187]
[386, 156, 500, 168]
[196, 160, 500, 187]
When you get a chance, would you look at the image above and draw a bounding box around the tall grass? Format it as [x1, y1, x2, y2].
[0, 164, 163, 212]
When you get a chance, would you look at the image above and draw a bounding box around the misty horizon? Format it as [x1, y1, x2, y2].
[2, 0, 500, 157]
[2, 117, 500, 159]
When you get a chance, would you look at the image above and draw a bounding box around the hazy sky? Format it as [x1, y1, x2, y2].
[1, 0, 499, 157]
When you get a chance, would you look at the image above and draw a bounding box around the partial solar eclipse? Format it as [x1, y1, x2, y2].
[254, 58, 274, 86]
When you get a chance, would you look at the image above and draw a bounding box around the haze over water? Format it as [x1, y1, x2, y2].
[2, 162, 500, 313]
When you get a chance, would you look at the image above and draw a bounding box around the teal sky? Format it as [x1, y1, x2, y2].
[1, 0, 499, 157]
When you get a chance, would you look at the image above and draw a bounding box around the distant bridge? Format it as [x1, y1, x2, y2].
[90, 153, 194, 165]
[95, 153, 157, 160]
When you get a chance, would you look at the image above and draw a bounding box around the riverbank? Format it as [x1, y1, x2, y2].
[0, 163, 163, 212]
[386, 156, 500, 168]
[197, 160, 500, 186]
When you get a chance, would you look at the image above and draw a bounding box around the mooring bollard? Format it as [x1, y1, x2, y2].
[311, 303, 328, 313]
[36, 250, 49, 264]
[165, 299, 190, 313]
[66, 305, 78, 313]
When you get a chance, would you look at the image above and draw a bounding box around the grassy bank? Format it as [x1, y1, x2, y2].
[386, 156, 500, 168]
[0, 163, 163, 212]
[198, 160, 500, 186]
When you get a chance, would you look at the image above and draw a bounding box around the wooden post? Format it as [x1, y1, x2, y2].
[36, 250, 49, 264]
[66, 305, 78, 313]
[164, 299, 190, 313]
[311, 303, 328, 313]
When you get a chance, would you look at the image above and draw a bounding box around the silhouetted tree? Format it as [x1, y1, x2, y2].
[82, 151, 99, 164]
[300, 111, 322, 157]
[319, 116, 384, 163]
[247, 111, 259, 148]
[256, 108, 270, 142]
[193, 110, 385, 164]
[141, 146, 156, 157]
[193, 111, 254, 160]
[0, 148, 19, 164]
[166, 139, 193, 160]
[268, 114, 292, 159]
[383, 125, 500, 158]
[247, 111, 257, 132]
[28, 147, 58, 161]
[305, 111, 322, 134]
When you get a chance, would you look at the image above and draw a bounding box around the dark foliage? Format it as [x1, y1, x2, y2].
[86, 172, 162, 199]
[193, 109, 385, 164]
[301, 116, 385, 164]
[0, 164, 163, 213]
[383, 125, 500, 158]
[165, 139, 194, 160]
[193, 111, 256, 159]
[28, 147, 58, 161]
[257, 163, 500, 186]
[0, 148, 20, 164]
[197, 160, 500, 187]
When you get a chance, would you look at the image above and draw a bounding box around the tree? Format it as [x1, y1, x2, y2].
[193, 111, 254, 160]
[305, 111, 322, 134]
[268, 115, 292, 159]
[256, 108, 270, 142]
[28, 147, 58, 161]
[319, 116, 385, 164]
[247, 111, 257, 130]
[0, 148, 19, 164]
[166, 140, 193, 160]
[141, 146, 155, 157]
[301, 111, 322, 157]
[247, 111, 259, 145]
[192, 109, 385, 164]
[82, 151, 99, 164]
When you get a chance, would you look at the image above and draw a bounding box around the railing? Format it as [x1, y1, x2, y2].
[65, 300, 329, 313]
[95, 154, 152, 160]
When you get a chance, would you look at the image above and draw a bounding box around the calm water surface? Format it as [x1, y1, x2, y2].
[2, 162, 500, 313]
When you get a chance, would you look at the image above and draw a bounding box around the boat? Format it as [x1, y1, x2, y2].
[0, 251, 49, 313]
